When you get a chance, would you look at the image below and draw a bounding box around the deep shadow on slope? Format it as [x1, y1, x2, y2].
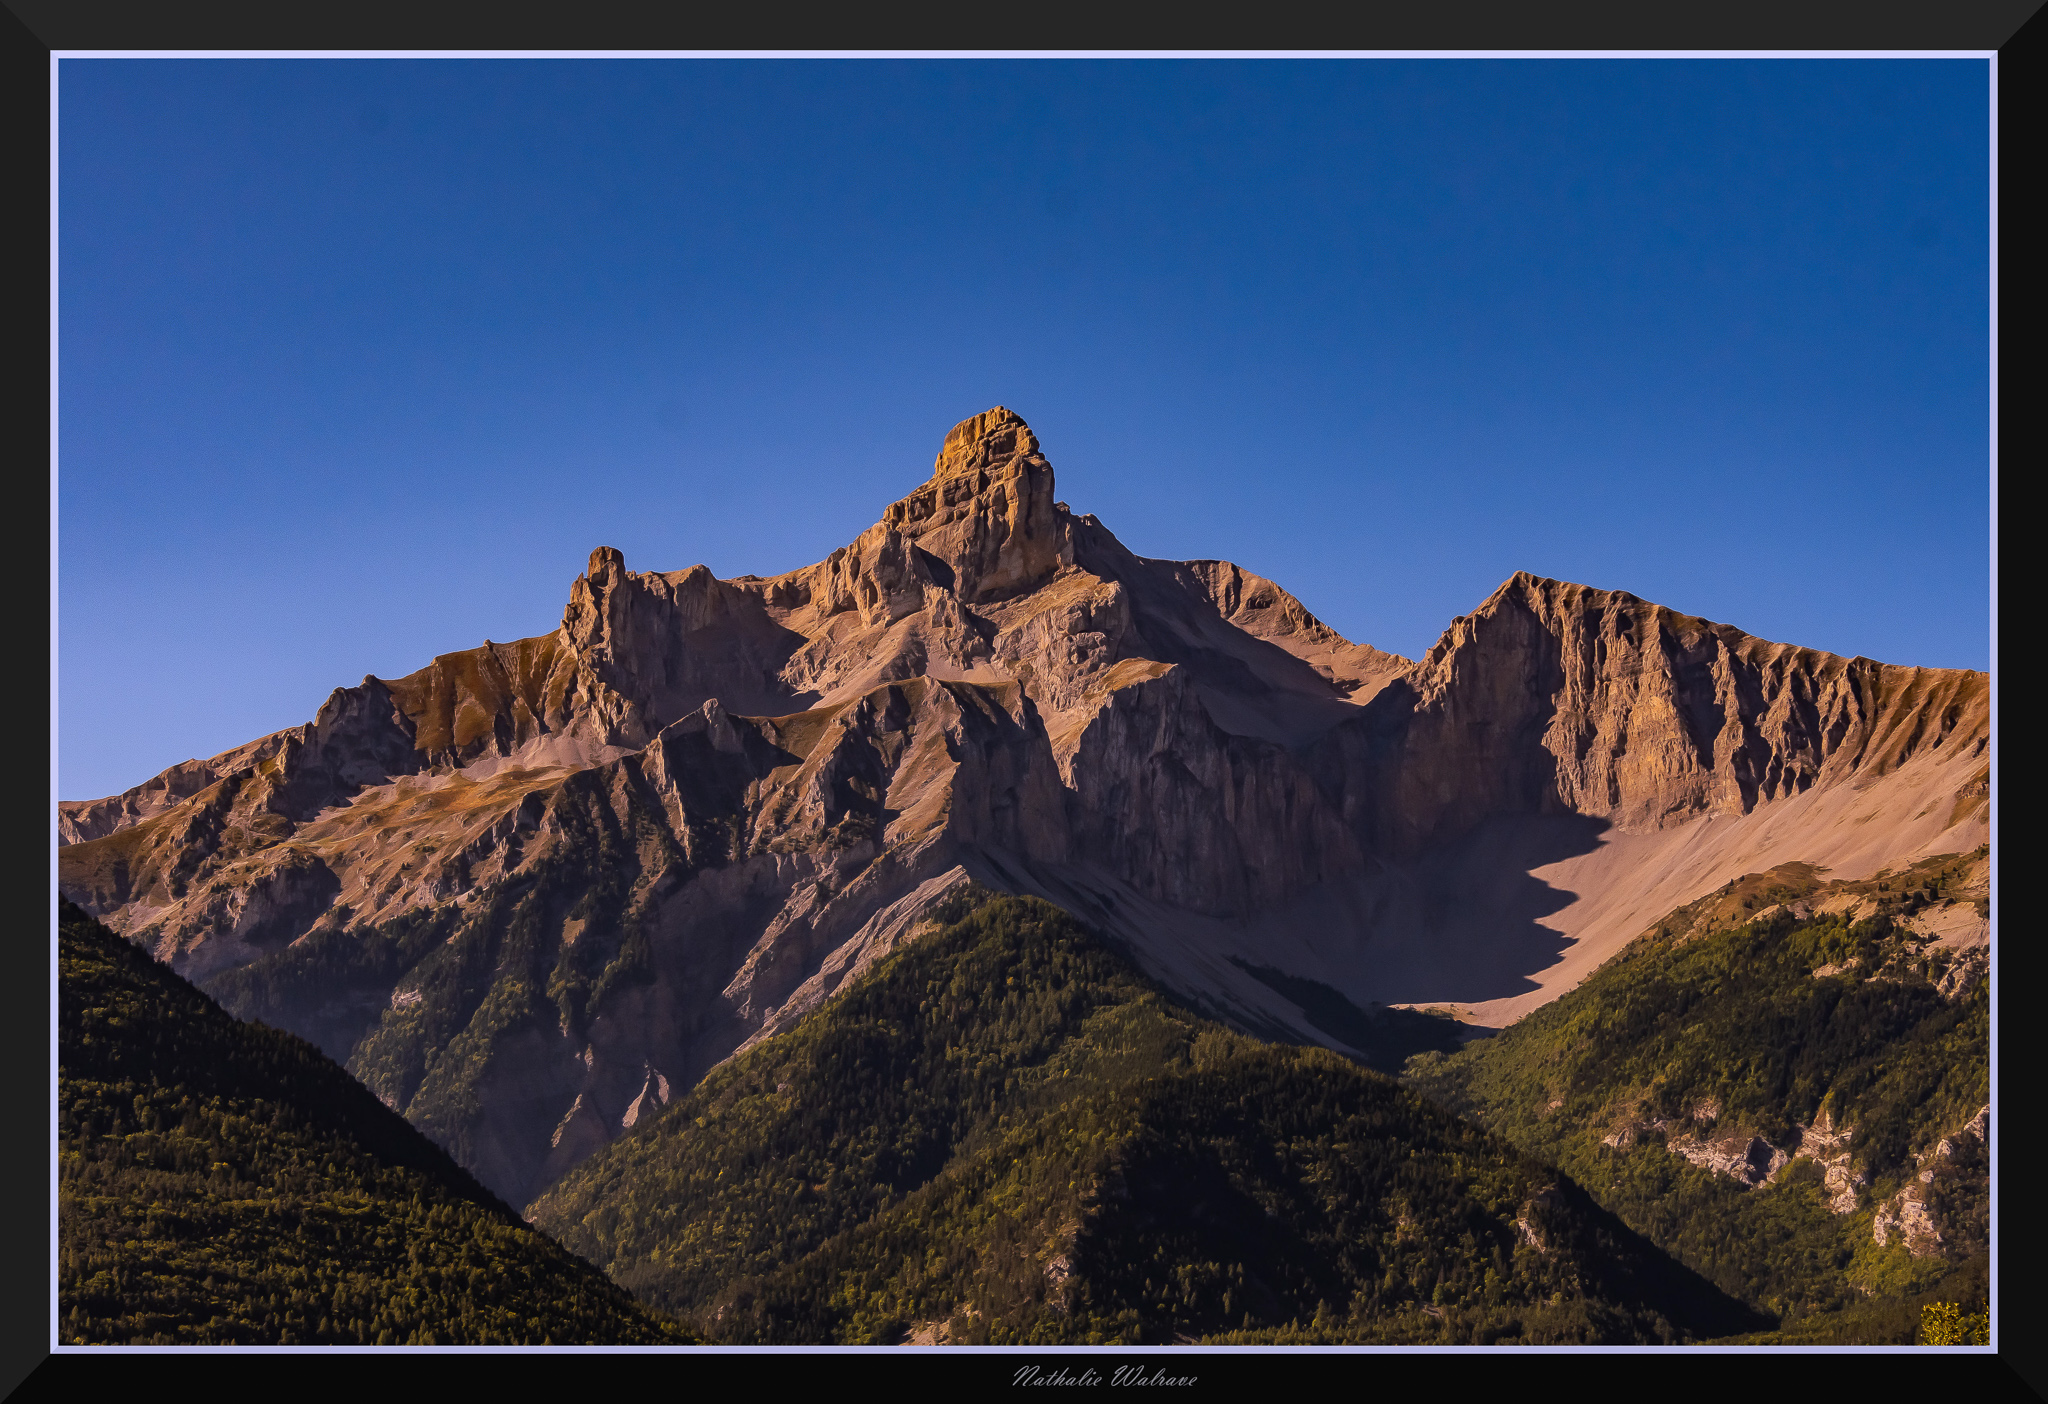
[1224, 957, 1466, 1071]
[1005, 811, 1611, 1052]
[1358, 813, 1613, 1008]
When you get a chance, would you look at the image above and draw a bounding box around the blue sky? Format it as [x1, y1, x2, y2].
[57, 58, 1992, 802]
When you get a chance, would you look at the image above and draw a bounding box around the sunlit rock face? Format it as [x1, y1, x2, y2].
[59, 407, 1988, 1205]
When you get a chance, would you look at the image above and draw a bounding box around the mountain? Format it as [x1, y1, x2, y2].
[57, 407, 1989, 1205]
[57, 899, 689, 1345]
[1404, 847, 1989, 1342]
[529, 888, 1762, 1344]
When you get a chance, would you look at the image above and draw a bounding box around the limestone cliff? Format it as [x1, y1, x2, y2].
[58, 407, 1989, 1204]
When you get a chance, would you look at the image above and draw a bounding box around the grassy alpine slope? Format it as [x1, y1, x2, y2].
[1403, 852, 1990, 1343]
[57, 898, 690, 1346]
[528, 888, 1759, 1345]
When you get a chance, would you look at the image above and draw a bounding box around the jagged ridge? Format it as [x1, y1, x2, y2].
[59, 407, 1988, 1203]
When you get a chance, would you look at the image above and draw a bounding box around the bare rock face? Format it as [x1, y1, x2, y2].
[888, 405, 1068, 604]
[559, 552, 811, 744]
[1378, 573, 1989, 852]
[58, 407, 1990, 1205]
[1794, 1108, 1867, 1215]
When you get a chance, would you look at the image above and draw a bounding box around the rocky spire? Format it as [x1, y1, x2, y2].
[883, 407, 1071, 604]
[931, 406, 1039, 480]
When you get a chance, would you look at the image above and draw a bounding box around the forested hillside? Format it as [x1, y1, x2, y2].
[530, 889, 1759, 1345]
[1405, 853, 1990, 1343]
[58, 899, 691, 1346]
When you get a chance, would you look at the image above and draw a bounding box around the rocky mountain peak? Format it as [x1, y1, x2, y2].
[57, 408, 1990, 1204]
[586, 545, 627, 583]
[931, 406, 1039, 481]
[876, 406, 1068, 605]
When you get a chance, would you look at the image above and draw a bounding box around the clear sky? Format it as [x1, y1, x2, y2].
[57, 58, 1992, 803]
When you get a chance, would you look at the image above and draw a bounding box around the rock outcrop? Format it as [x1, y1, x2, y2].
[1603, 1105, 1867, 1204]
[59, 407, 1991, 1204]
[1873, 1104, 1990, 1257]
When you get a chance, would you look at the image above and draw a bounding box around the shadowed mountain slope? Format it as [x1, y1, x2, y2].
[57, 899, 689, 1346]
